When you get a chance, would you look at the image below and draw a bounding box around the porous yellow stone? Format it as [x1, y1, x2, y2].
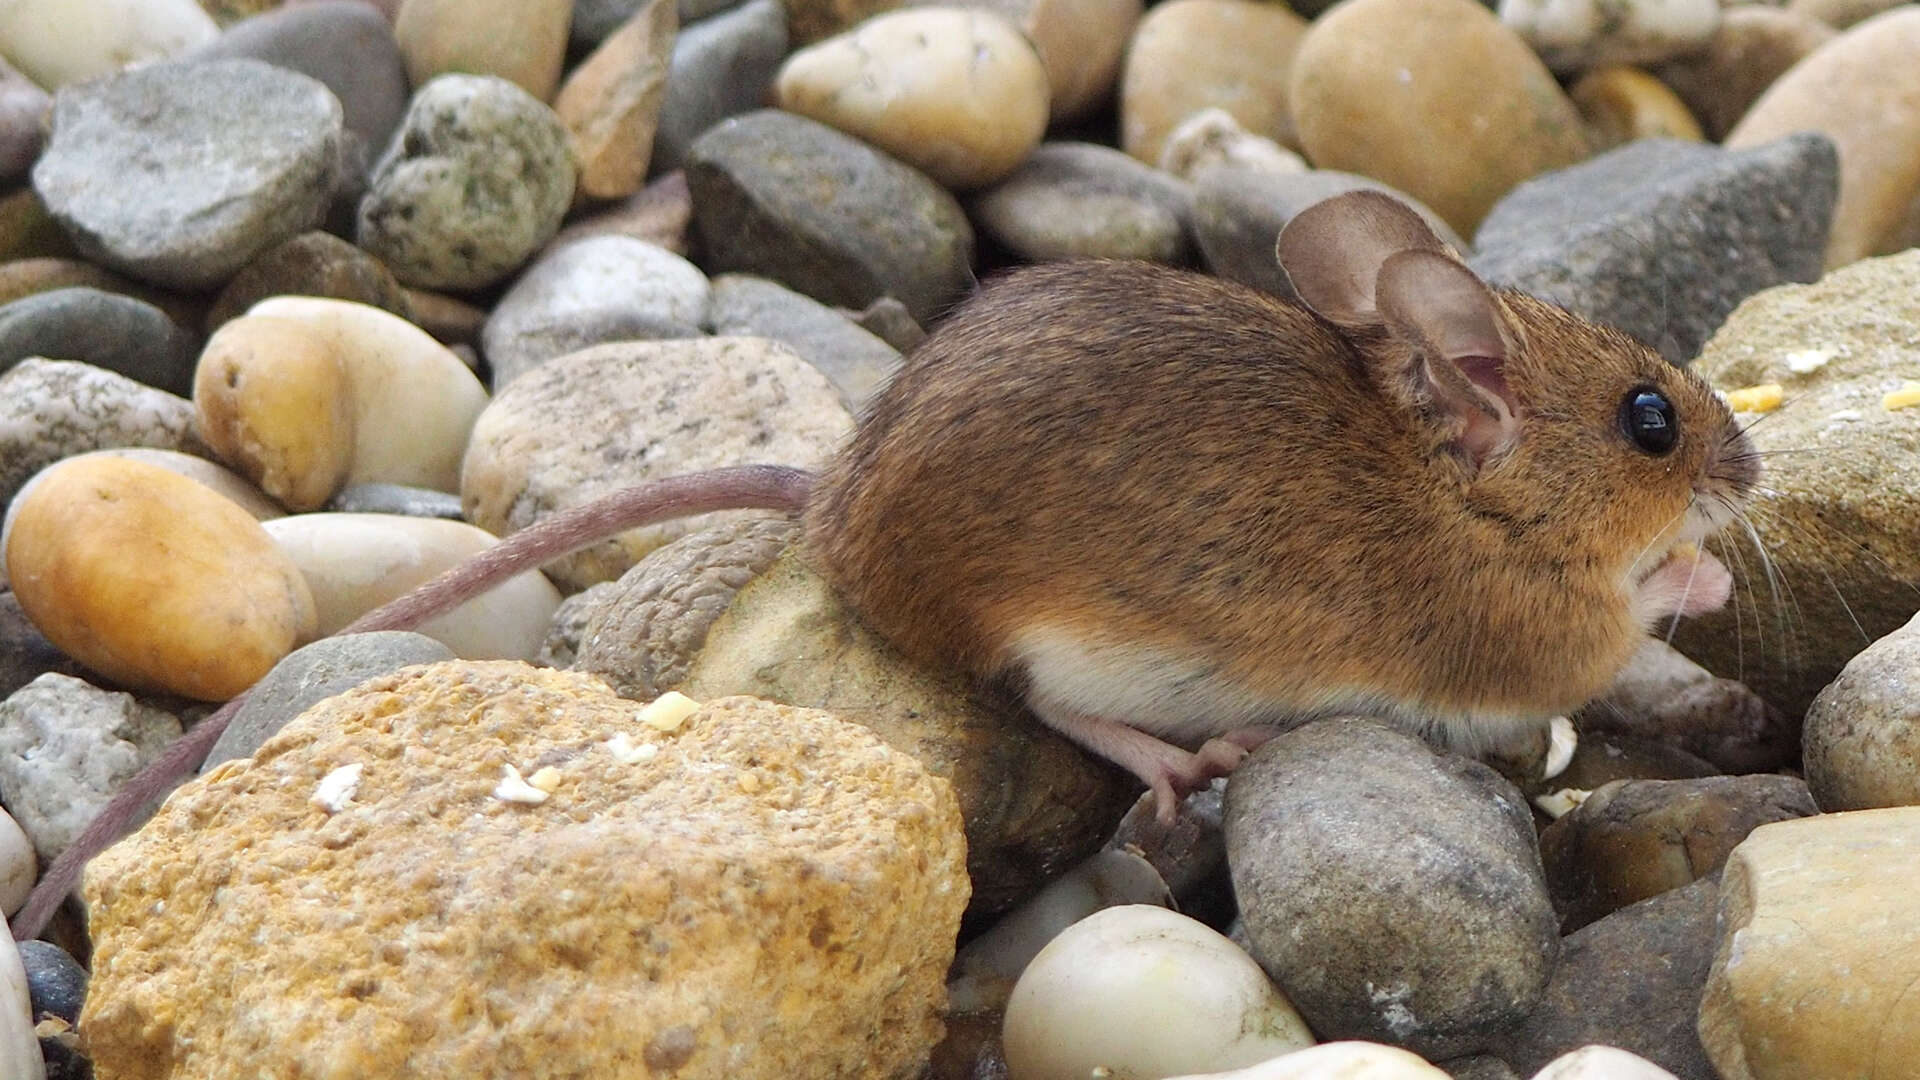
[3, 455, 316, 700]
[193, 314, 355, 511]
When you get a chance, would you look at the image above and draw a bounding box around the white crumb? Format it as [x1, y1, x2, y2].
[604, 733, 658, 764]
[311, 763, 363, 813]
[637, 691, 701, 732]
[1784, 348, 1834, 374]
[494, 764, 550, 805]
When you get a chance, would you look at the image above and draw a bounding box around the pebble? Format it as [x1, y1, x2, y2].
[0, 358, 205, 515]
[1002, 905, 1313, 1080]
[1786, 0, 1906, 29]
[686, 109, 976, 323]
[1488, 878, 1719, 1078]
[193, 314, 353, 511]
[650, 0, 788, 176]
[0, 258, 193, 327]
[550, 169, 694, 256]
[15, 941, 82, 1039]
[1192, 167, 1465, 300]
[706, 273, 902, 411]
[82, 663, 968, 1077]
[261, 513, 562, 661]
[206, 231, 414, 333]
[0, 0, 217, 89]
[239, 296, 490, 495]
[1700, 809, 1920, 1079]
[775, 9, 1050, 191]
[324, 483, 464, 519]
[1542, 732, 1718, 796]
[1471, 133, 1837, 364]
[0, 673, 183, 862]
[1801, 610, 1920, 810]
[203, 631, 454, 770]
[1165, 1043, 1452, 1079]
[1289, 0, 1592, 237]
[1538, 775, 1817, 932]
[398, 287, 486, 346]
[462, 336, 851, 589]
[481, 235, 710, 390]
[1725, 7, 1920, 268]
[1226, 718, 1559, 1059]
[1568, 66, 1703, 150]
[33, 59, 343, 293]
[971, 141, 1195, 264]
[88, 448, 281, 521]
[0, 286, 198, 397]
[0, 935, 38, 1080]
[948, 0, 1141, 123]
[845, 294, 925, 352]
[6, 455, 315, 700]
[574, 518, 1138, 917]
[0, 807, 29, 916]
[0, 61, 47, 184]
[1653, 8, 1835, 141]
[1159, 108, 1309, 182]
[182, 1, 409, 181]
[392, 0, 573, 101]
[1533, 1047, 1683, 1080]
[1677, 248, 1920, 718]
[556, 0, 677, 201]
[357, 74, 577, 290]
[1573, 641, 1797, 774]
[1119, 0, 1309, 169]
[1497, 0, 1720, 73]
[784, 0, 899, 43]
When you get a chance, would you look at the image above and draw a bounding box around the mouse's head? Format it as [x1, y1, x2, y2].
[1277, 190, 1756, 590]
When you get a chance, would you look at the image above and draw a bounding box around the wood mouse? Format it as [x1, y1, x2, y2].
[10, 191, 1757, 939]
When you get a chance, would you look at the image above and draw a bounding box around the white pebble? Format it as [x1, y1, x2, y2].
[493, 764, 550, 805]
[0, 809, 31, 917]
[1531, 1044, 1681, 1079]
[638, 691, 701, 732]
[1542, 715, 1577, 780]
[310, 763, 364, 814]
[1164, 1041, 1450, 1079]
[0, 929, 43, 1080]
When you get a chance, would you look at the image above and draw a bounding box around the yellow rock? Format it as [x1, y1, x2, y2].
[1570, 66, 1703, 151]
[1727, 8, 1920, 268]
[775, 8, 1050, 190]
[80, 447, 282, 521]
[934, 0, 1144, 123]
[554, 0, 677, 201]
[1700, 809, 1920, 1079]
[1653, 8, 1835, 141]
[2, 455, 316, 701]
[392, 0, 572, 101]
[81, 662, 969, 1079]
[1120, 0, 1308, 168]
[1289, 0, 1592, 237]
[193, 314, 355, 512]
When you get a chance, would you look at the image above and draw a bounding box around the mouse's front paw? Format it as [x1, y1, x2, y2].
[1633, 543, 1733, 624]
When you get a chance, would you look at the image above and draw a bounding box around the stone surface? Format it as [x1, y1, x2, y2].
[1787, 0, 1905, 28]
[183, 1, 409, 179]
[1499, 0, 1720, 73]
[79, 447, 282, 522]
[0, 936, 37, 1080]
[651, 0, 788, 175]
[550, 169, 694, 255]
[1726, 8, 1920, 268]
[1531, 1047, 1684, 1080]
[775, 8, 1049, 190]
[0, 287, 198, 397]
[0, 673, 183, 863]
[1542, 732, 1718, 797]
[783, 0, 902, 43]
[261, 513, 563, 660]
[1119, 0, 1308, 169]
[1160, 108, 1309, 181]
[462, 337, 851, 590]
[357, 74, 577, 290]
[923, 0, 1141, 123]
[1569, 65, 1704, 151]
[1802, 610, 1920, 810]
[32, 59, 344, 291]
[0, 805, 28, 916]
[206, 231, 413, 333]
[325, 483, 464, 519]
[0, 590, 82, 702]
[3, 455, 316, 701]
[1573, 640, 1797, 774]
[16, 940, 84, 1025]
[1677, 249, 1920, 719]
[0, 60, 47, 184]
[193, 314, 355, 511]
[555, 0, 678, 200]
[0, 359, 205, 516]
[1654, 8, 1836, 141]
[481, 235, 710, 389]
[1226, 718, 1559, 1060]
[1289, 0, 1591, 237]
[0, 0, 217, 89]
[686, 109, 975, 323]
[1539, 775, 1817, 932]
[203, 631, 455, 769]
[706, 273, 901, 411]
[81, 663, 969, 1080]
[1471, 134, 1837, 364]
[575, 520, 1139, 917]
[972, 141, 1194, 264]
[393, 0, 573, 100]
[1700, 809, 1920, 1079]
[1192, 167, 1466, 300]
[1489, 880, 1720, 1077]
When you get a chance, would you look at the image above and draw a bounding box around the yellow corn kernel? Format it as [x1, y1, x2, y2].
[1725, 383, 1784, 413]
[1885, 381, 1920, 411]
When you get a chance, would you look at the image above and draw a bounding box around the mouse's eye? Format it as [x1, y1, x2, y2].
[1621, 387, 1678, 455]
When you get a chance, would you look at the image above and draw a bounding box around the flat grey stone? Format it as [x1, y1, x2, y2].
[650, 0, 787, 175]
[1471, 133, 1838, 364]
[708, 274, 901, 411]
[324, 483, 465, 519]
[972, 142, 1194, 264]
[0, 359, 205, 516]
[0, 288, 198, 397]
[32, 59, 344, 291]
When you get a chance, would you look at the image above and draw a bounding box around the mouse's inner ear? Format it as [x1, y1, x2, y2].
[1276, 190, 1454, 327]
[1373, 249, 1525, 469]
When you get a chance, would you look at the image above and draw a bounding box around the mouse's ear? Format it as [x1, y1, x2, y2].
[1276, 190, 1453, 327]
[1373, 249, 1525, 470]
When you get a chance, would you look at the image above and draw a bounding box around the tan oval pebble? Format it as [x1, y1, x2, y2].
[1653, 7, 1835, 141]
[1570, 66, 1703, 150]
[81, 448, 281, 521]
[1290, 0, 1592, 237]
[193, 314, 354, 512]
[1726, 7, 1920, 268]
[775, 8, 1050, 190]
[931, 0, 1143, 123]
[1120, 0, 1308, 168]
[393, 0, 572, 100]
[1787, 0, 1905, 30]
[261, 513, 561, 661]
[3, 455, 316, 701]
[244, 296, 489, 494]
[554, 0, 677, 201]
